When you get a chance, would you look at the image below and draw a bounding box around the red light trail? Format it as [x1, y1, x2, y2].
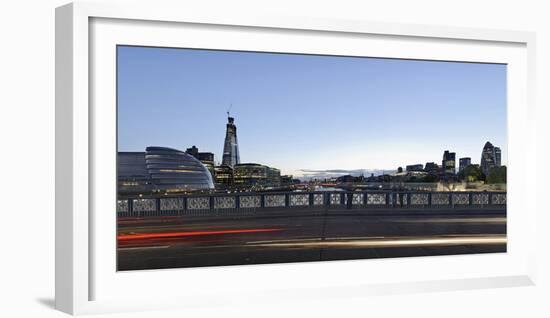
[118, 228, 282, 241]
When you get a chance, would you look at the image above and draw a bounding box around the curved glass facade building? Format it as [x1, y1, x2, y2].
[117, 152, 151, 193]
[118, 146, 214, 195]
[480, 141, 502, 176]
[145, 146, 214, 192]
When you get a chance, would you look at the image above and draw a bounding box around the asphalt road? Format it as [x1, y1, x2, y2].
[117, 207, 506, 271]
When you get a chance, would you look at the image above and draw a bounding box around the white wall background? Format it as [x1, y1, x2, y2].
[0, 0, 548, 317]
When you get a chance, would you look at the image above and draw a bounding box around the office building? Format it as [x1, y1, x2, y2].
[459, 157, 471, 172]
[495, 147, 502, 167]
[425, 162, 440, 174]
[186, 145, 215, 178]
[233, 163, 281, 190]
[442, 150, 456, 175]
[214, 165, 234, 191]
[406, 164, 424, 172]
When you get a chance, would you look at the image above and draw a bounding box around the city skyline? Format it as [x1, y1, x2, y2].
[117, 46, 507, 177]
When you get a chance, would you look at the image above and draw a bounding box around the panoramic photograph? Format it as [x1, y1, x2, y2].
[116, 45, 507, 271]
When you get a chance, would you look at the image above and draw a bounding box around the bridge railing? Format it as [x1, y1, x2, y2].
[116, 191, 507, 217]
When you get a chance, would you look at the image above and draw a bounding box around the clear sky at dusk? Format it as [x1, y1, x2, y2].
[117, 46, 507, 176]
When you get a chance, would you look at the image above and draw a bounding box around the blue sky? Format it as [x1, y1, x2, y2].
[117, 46, 507, 176]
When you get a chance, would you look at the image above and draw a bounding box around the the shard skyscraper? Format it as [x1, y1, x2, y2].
[222, 114, 240, 167]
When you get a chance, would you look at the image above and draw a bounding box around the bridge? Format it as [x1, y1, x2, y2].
[117, 190, 507, 217]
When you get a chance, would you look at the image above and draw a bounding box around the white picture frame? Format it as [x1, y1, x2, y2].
[55, 2, 537, 315]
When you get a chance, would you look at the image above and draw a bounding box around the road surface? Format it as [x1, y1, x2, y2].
[117, 207, 506, 271]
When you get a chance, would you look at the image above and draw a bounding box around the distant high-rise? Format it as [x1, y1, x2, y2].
[459, 157, 471, 172]
[442, 150, 456, 175]
[186, 145, 215, 178]
[425, 162, 439, 174]
[480, 141, 501, 175]
[222, 114, 240, 167]
[495, 147, 502, 167]
[406, 164, 423, 172]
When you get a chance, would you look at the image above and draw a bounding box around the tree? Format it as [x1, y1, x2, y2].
[487, 166, 507, 184]
[422, 174, 439, 183]
[462, 164, 484, 182]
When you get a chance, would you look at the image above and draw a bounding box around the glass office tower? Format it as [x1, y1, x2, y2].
[222, 115, 240, 167]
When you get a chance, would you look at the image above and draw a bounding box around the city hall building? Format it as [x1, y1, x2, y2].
[118, 146, 214, 196]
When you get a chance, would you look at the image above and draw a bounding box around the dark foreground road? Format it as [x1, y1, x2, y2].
[117, 207, 506, 271]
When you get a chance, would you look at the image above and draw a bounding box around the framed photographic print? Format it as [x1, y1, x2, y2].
[56, 2, 537, 315]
